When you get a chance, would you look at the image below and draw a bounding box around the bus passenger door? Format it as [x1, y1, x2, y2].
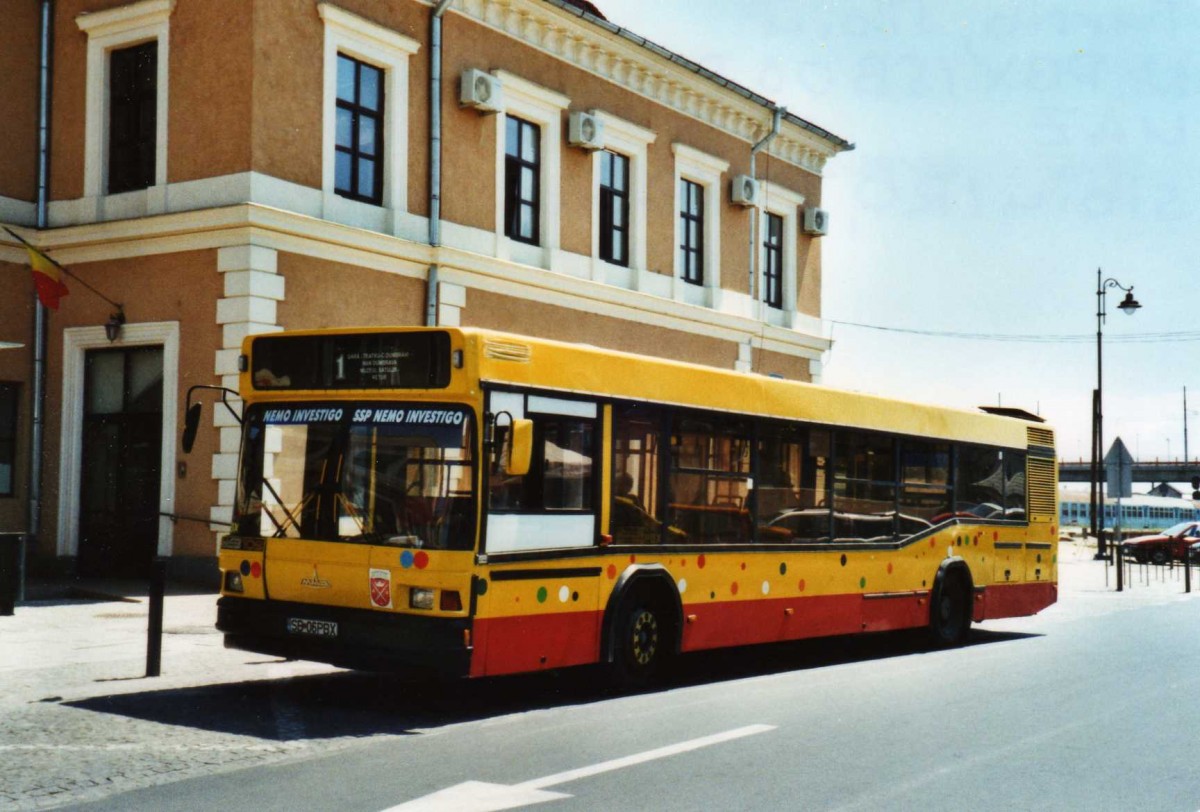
[476, 391, 603, 676]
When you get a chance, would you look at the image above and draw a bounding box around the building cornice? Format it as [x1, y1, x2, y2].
[75, 0, 174, 38]
[0, 204, 831, 358]
[450, 0, 851, 175]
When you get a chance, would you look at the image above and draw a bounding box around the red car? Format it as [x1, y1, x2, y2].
[1122, 521, 1200, 564]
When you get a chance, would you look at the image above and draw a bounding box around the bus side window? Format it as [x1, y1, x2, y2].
[611, 405, 664, 545]
[489, 413, 596, 514]
[757, 426, 829, 543]
[667, 415, 752, 544]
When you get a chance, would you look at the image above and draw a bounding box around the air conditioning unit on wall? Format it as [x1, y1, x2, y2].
[803, 207, 829, 236]
[460, 69, 503, 113]
[730, 175, 760, 207]
[568, 111, 605, 150]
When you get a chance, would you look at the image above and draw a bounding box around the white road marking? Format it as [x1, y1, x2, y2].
[384, 723, 776, 812]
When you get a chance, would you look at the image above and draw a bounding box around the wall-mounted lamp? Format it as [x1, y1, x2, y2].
[104, 309, 126, 342]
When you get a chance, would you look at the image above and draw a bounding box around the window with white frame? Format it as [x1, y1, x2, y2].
[491, 71, 568, 266]
[319, 3, 419, 218]
[334, 53, 385, 205]
[679, 179, 704, 285]
[671, 144, 728, 295]
[762, 211, 783, 308]
[504, 115, 541, 245]
[756, 181, 805, 317]
[598, 150, 628, 265]
[590, 111, 655, 273]
[76, 0, 173, 200]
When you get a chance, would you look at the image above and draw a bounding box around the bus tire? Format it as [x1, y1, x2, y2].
[929, 568, 971, 647]
[609, 592, 671, 689]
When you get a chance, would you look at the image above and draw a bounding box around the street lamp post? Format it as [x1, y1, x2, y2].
[1091, 269, 1141, 558]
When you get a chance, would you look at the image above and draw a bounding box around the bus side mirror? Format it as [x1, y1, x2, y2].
[182, 402, 202, 454]
[504, 418, 534, 477]
[181, 384, 242, 454]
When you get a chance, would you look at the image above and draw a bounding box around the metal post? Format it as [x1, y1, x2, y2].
[1115, 534, 1123, 592]
[1093, 269, 1105, 558]
[145, 558, 166, 677]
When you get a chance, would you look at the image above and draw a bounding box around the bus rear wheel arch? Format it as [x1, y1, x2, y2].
[929, 561, 973, 647]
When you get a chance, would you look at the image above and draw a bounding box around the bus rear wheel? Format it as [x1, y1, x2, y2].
[930, 573, 970, 647]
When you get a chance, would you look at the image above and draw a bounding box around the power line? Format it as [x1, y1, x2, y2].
[827, 319, 1200, 344]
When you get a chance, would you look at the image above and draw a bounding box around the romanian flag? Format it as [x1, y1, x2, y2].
[26, 244, 69, 311]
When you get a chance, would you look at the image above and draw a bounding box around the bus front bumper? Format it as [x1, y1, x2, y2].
[217, 596, 472, 676]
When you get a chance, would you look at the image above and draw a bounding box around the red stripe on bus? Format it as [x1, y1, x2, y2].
[979, 581, 1057, 620]
[470, 581, 1056, 677]
[472, 610, 603, 677]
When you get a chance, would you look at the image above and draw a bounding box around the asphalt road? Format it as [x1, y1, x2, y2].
[61, 589, 1200, 812]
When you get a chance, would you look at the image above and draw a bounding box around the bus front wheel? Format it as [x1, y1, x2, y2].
[610, 597, 669, 689]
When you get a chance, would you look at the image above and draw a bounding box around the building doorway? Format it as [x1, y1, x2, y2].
[77, 346, 163, 577]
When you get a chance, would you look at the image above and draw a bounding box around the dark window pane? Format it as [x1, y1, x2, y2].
[337, 55, 356, 101]
[489, 412, 596, 514]
[0, 383, 18, 496]
[357, 158, 376, 197]
[334, 53, 385, 205]
[359, 63, 381, 111]
[504, 116, 540, 245]
[957, 446, 1005, 518]
[505, 116, 519, 157]
[666, 416, 752, 544]
[335, 151, 352, 193]
[359, 115, 377, 155]
[108, 41, 157, 194]
[521, 121, 538, 162]
[612, 406, 662, 545]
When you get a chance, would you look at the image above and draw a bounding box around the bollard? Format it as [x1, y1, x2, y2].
[0, 533, 22, 615]
[146, 557, 167, 677]
[1187, 556, 1192, 594]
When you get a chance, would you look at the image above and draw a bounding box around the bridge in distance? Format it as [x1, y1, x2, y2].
[1058, 460, 1200, 484]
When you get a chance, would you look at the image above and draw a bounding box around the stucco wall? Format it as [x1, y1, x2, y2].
[274, 252, 426, 329]
[0, 5, 40, 203]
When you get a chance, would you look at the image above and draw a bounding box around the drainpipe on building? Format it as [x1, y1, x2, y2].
[25, 0, 54, 600]
[746, 105, 783, 305]
[426, 0, 454, 327]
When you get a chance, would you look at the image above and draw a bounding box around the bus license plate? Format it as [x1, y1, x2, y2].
[286, 618, 338, 638]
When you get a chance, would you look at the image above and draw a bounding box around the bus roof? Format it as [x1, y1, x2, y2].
[462, 329, 1043, 449]
[240, 326, 1047, 450]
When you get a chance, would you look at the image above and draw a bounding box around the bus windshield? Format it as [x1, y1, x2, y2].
[234, 402, 475, 550]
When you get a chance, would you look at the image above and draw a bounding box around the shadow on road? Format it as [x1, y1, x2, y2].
[64, 627, 1038, 741]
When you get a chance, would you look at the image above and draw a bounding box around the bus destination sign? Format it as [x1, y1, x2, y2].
[250, 331, 452, 390]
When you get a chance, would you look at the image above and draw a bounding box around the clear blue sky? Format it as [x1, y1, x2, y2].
[596, 0, 1200, 464]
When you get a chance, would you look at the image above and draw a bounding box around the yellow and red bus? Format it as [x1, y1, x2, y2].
[199, 327, 1057, 685]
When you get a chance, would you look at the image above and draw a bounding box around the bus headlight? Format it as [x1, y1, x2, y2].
[224, 571, 244, 594]
[409, 588, 435, 610]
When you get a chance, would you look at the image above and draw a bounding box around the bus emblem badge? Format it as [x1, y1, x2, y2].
[300, 566, 331, 589]
[370, 569, 392, 608]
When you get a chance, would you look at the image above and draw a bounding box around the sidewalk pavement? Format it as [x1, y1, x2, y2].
[1, 539, 1198, 810]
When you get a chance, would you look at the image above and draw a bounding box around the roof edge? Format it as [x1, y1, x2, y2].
[539, 0, 854, 153]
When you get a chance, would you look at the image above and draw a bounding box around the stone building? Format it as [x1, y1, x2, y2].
[0, 0, 851, 581]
